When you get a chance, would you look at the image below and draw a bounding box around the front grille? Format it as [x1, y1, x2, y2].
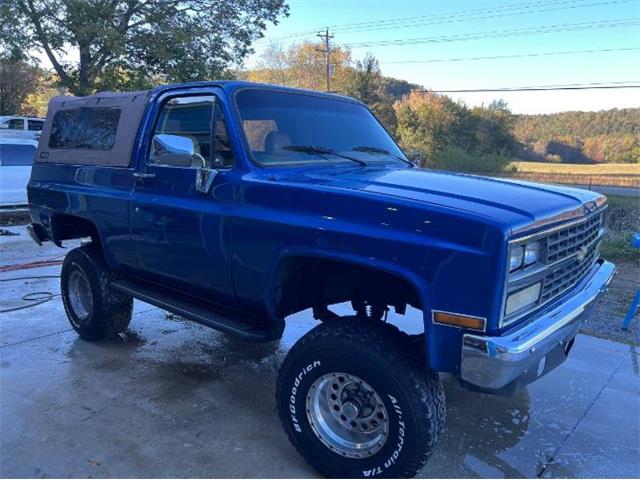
[547, 212, 603, 264]
[502, 209, 605, 326]
[540, 241, 599, 303]
[542, 211, 604, 303]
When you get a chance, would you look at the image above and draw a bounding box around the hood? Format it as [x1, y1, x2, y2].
[274, 165, 605, 235]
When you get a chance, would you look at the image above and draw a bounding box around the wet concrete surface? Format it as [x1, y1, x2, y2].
[1, 227, 639, 478]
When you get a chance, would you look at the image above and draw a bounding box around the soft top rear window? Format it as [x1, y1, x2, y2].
[49, 107, 121, 150]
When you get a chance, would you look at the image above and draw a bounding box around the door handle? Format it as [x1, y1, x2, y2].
[133, 172, 156, 179]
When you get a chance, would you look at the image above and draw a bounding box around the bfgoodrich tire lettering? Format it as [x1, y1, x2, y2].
[276, 320, 446, 478]
[61, 245, 132, 340]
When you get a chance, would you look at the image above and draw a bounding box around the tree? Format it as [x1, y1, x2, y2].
[393, 91, 460, 165]
[247, 41, 352, 91]
[249, 47, 410, 134]
[513, 108, 640, 163]
[341, 53, 399, 133]
[0, 50, 44, 115]
[470, 99, 514, 154]
[393, 91, 515, 170]
[254, 41, 290, 86]
[1, 0, 289, 95]
[344, 53, 382, 105]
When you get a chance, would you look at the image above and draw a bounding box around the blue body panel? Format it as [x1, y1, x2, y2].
[27, 81, 605, 374]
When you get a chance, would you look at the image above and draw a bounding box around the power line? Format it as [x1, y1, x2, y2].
[342, 19, 640, 48]
[412, 81, 640, 93]
[331, 0, 637, 34]
[379, 46, 640, 64]
[263, 0, 636, 42]
[328, 0, 604, 31]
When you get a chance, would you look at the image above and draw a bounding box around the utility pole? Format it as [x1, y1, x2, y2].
[316, 27, 333, 92]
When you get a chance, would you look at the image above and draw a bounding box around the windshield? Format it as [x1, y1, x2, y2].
[235, 89, 408, 166]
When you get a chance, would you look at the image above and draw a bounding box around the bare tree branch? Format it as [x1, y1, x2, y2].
[18, 0, 73, 88]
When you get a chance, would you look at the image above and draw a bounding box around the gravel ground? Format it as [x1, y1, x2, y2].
[582, 257, 639, 346]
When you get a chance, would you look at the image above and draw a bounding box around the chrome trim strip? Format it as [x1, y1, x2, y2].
[510, 205, 607, 245]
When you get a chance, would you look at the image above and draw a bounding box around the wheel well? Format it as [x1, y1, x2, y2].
[274, 256, 422, 324]
[51, 214, 102, 251]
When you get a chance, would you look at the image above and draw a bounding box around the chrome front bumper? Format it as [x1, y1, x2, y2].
[461, 259, 616, 390]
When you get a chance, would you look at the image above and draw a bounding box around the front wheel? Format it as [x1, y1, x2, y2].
[276, 320, 445, 478]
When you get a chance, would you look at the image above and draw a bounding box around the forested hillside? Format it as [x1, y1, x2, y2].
[514, 109, 640, 164]
[8, 36, 638, 169]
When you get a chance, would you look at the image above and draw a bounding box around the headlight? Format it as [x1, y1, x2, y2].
[524, 241, 540, 266]
[509, 245, 524, 271]
[509, 241, 540, 272]
[505, 282, 541, 316]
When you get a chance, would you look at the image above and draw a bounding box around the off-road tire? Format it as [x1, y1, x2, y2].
[276, 319, 446, 478]
[61, 245, 132, 340]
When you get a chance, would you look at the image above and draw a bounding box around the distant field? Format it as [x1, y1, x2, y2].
[505, 162, 640, 188]
[510, 162, 640, 174]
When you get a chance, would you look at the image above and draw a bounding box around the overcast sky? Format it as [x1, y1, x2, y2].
[245, 0, 640, 114]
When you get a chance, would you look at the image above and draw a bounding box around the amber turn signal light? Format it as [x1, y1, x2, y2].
[433, 311, 486, 331]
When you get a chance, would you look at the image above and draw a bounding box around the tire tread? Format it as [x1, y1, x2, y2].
[277, 319, 445, 478]
[61, 245, 132, 340]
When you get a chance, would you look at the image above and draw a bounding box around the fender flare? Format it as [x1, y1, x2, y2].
[50, 213, 114, 267]
[265, 245, 432, 328]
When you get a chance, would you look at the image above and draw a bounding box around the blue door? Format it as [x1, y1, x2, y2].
[130, 89, 237, 303]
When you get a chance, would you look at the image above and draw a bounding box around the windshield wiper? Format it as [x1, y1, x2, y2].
[283, 145, 367, 166]
[351, 146, 415, 167]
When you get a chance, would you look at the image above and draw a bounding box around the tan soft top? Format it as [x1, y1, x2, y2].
[36, 90, 151, 167]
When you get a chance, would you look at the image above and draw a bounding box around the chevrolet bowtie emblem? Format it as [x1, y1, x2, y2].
[577, 245, 589, 262]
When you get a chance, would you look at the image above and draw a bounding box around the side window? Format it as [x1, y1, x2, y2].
[149, 96, 214, 168]
[49, 108, 120, 150]
[4, 118, 24, 130]
[212, 103, 234, 168]
[28, 120, 44, 131]
[149, 95, 234, 169]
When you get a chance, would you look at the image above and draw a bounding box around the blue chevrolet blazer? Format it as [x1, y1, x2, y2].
[26, 81, 615, 478]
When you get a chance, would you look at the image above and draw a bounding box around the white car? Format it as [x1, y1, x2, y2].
[0, 115, 45, 142]
[0, 138, 37, 206]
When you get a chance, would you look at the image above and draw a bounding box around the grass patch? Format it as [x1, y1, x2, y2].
[510, 162, 640, 175]
[505, 162, 640, 187]
[432, 146, 512, 174]
[601, 195, 640, 260]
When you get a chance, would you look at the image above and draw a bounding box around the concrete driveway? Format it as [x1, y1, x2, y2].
[1, 227, 639, 478]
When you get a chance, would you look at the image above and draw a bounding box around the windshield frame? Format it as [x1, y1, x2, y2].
[231, 86, 409, 169]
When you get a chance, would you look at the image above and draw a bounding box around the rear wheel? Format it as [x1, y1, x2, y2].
[276, 319, 445, 478]
[61, 245, 132, 340]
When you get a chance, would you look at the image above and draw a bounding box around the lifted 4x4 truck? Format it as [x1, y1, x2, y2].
[27, 81, 615, 478]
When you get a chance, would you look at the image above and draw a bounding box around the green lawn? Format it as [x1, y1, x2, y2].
[601, 195, 640, 260]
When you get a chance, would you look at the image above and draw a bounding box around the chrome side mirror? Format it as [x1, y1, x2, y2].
[151, 134, 203, 168]
[195, 167, 217, 194]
